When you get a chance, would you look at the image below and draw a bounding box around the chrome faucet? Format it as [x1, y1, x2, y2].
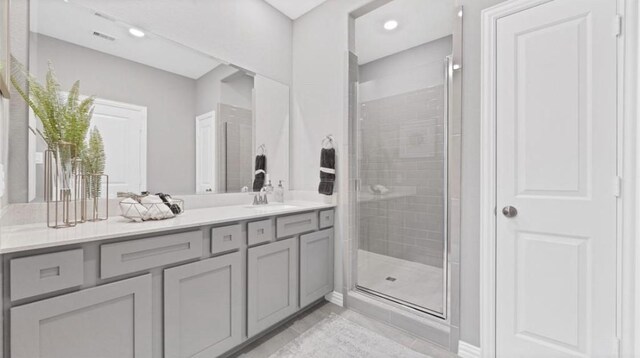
[252, 187, 269, 205]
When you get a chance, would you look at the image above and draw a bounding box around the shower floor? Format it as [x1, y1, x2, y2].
[357, 250, 444, 314]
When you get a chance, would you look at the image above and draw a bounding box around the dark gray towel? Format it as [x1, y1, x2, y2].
[318, 148, 335, 195]
[253, 155, 266, 192]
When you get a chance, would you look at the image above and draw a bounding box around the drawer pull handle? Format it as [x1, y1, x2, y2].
[223, 235, 233, 242]
[40, 266, 61, 279]
[121, 242, 191, 262]
[285, 219, 312, 227]
[257, 228, 265, 235]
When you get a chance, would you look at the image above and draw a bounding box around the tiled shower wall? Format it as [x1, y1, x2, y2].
[217, 103, 253, 192]
[358, 85, 445, 268]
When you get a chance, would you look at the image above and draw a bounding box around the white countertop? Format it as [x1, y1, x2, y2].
[0, 201, 335, 254]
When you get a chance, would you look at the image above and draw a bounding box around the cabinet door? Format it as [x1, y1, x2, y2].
[300, 228, 334, 307]
[247, 238, 298, 337]
[11, 275, 152, 358]
[164, 252, 241, 358]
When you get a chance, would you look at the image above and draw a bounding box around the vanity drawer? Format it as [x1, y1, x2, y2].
[276, 212, 318, 238]
[10, 249, 84, 301]
[319, 209, 335, 229]
[211, 224, 243, 254]
[248, 219, 274, 246]
[101, 231, 203, 279]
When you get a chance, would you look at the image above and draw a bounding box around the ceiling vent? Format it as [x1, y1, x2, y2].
[92, 31, 116, 41]
[94, 12, 115, 22]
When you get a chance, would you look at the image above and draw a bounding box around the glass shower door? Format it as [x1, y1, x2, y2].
[352, 0, 457, 317]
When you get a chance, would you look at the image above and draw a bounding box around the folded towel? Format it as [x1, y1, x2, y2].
[253, 155, 267, 192]
[156, 193, 182, 214]
[369, 184, 390, 195]
[318, 148, 336, 195]
[141, 195, 175, 220]
[119, 198, 148, 222]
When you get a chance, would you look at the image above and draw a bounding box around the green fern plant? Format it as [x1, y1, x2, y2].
[10, 57, 94, 158]
[82, 128, 106, 198]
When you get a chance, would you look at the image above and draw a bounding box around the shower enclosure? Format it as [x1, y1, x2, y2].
[349, 0, 461, 321]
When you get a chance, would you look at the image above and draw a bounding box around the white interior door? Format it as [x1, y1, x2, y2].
[496, 0, 618, 356]
[195, 111, 216, 193]
[91, 98, 147, 196]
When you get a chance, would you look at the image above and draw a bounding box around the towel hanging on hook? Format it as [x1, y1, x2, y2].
[322, 135, 335, 149]
[319, 135, 336, 195]
[253, 144, 267, 191]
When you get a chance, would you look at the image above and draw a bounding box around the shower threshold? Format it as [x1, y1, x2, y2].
[356, 250, 445, 318]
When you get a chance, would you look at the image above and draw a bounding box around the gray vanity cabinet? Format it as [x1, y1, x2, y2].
[247, 238, 298, 337]
[163, 252, 242, 358]
[10, 274, 152, 358]
[300, 228, 335, 308]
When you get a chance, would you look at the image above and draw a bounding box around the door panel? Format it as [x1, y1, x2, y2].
[496, 0, 617, 356]
[195, 111, 216, 193]
[247, 238, 298, 337]
[164, 252, 241, 358]
[11, 275, 152, 358]
[91, 98, 147, 195]
[300, 228, 334, 308]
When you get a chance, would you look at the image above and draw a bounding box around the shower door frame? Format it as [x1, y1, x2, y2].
[348, 4, 463, 322]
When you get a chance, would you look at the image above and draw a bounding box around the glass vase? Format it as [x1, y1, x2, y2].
[45, 142, 78, 228]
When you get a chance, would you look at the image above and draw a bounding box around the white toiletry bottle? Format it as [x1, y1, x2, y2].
[275, 180, 285, 203]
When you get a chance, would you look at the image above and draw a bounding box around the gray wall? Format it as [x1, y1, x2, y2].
[458, 0, 507, 346]
[31, 33, 198, 195]
[72, 0, 293, 85]
[8, 0, 30, 204]
[359, 36, 452, 83]
[196, 65, 239, 116]
[221, 74, 254, 110]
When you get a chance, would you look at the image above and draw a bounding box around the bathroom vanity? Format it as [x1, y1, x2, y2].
[0, 202, 336, 358]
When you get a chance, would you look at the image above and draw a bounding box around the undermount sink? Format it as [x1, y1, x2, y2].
[244, 203, 298, 210]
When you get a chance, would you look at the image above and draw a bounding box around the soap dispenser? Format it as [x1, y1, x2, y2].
[275, 180, 285, 203]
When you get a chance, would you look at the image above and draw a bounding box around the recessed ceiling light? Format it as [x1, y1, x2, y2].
[383, 20, 398, 31]
[129, 28, 145, 38]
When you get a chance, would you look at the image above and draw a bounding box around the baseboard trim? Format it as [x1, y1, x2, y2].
[458, 341, 481, 358]
[324, 291, 344, 307]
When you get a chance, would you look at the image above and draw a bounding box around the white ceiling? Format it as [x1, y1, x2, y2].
[263, 0, 327, 20]
[31, 0, 221, 79]
[355, 0, 454, 65]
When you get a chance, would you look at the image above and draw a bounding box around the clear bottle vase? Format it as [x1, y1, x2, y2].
[45, 142, 78, 228]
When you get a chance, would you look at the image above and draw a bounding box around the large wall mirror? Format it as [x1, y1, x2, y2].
[9, 0, 290, 202]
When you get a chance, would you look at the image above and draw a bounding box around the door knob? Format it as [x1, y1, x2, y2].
[502, 206, 518, 218]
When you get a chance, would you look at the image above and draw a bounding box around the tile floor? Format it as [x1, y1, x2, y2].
[232, 301, 457, 358]
[357, 250, 444, 313]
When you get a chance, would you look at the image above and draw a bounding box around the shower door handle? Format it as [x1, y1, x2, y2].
[502, 206, 518, 218]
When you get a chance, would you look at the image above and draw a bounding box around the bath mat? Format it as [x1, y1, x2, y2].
[268, 313, 429, 358]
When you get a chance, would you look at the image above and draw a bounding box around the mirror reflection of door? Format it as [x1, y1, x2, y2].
[89, 98, 147, 197]
[195, 111, 216, 194]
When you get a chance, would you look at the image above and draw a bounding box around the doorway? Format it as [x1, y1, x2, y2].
[481, 0, 624, 355]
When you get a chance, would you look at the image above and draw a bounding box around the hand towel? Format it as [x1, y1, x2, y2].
[318, 148, 336, 195]
[253, 154, 267, 192]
